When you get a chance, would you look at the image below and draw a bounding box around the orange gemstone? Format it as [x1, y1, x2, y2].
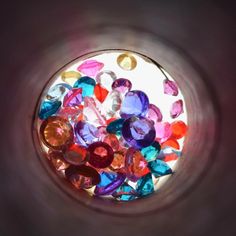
[161, 139, 180, 150]
[94, 84, 109, 103]
[40, 116, 74, 150]
[171, 121, 187, 139]
[163, 153, 179, 162]
[103, 134, 120, 151]
[48, 150, 70, 171]
[110, 148, 127, 172]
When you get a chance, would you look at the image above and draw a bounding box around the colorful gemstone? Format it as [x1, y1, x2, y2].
[46, 83, 72, 101]
[122, 116, 156, 149]
[106, 118, 125, 136]
[73, 76, 96, 97]
[125, 148, 150, 182]
[148, 159, 172, 177]
[94, 172, 126, 195]
[57, 106, 82, 123]
[40, 116, 74, 150]
[171, 120, 187, 139]
[103, 90, 122, 117]
[109, 148, 127, 172]
[170, 99, 184, 118]
[120, 90, 149, 119]
[94, 84, 109, 103]
[146, 104, 163, 123]
[74, 121, 98, 146]
[136, 173, 154, 197]
[103, 134, 120, 151]
[154, 122, 172, 143]
[63, 88, 82, 107]
[38, 100, 61, 120]
[77, 60, 104, 77]
[61, 71, 81, 86]
[96, 70, 117, 90]
[111, 78, 132, 94]
[161, 138, 180, 150]
[141, 141, 161, 162]
[117, 53, 137, 70]
[88, 141, 114, 168]
[48, 150, 69, 171]
[157, 147, 181, 162]
[112, 183, 137, 201]
[97, 126, 108, 141]
[163, 79, 179, 96]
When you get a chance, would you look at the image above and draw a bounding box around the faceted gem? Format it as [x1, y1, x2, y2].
[77, 59, 104, 77]
[106, 117, 117, 125]
[136, 173, 154, 197]
[170, 99, 184, 118]
[61, 71, 81, 86]
[103, 90, 122, 117]
[57, 106, 82, 124]
[63, 88, 82, 107]
[46, 83, 72, 101]
[111, 78, 132, 94]
[94, 172, 126, 196]
[40, 116, 74, 150]
[146, 104, 163, 123]
[38, 100, 61, 120]
[125, 147, 150, 182]
[109, 148, 126, 172]
[171, 120, 187, 139]
[64, 144, 89, 165]
[157, 147, 181, 162]
[106, 118, 125, 136]
[148, 159, 172, 177]
[94, 84, 109, 103]
[163, 152, 179, 162]
[73, 76, 96, 97]
[122, 116, 156, 149]
[120, 90, 149, 119]
[74, 121, 98, 146]
[97, 126, 108, 141]
[117, 53, 137, 70]
[141, 141, 161, 162]
[163, 79, 179, 96]
[112, 183, 137, 201]
[65, 165, 100, 189]
[103, 134, 120, 151]
[154, 122, 172, 143]
[88, 142, 114, 168]
[96, 70, 117, 90]
[161, 138, 180, 150]
[48, 150, 69, 171]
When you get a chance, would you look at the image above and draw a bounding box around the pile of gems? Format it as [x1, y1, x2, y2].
[37, 53, 187, 201]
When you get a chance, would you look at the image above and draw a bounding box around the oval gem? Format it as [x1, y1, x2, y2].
[112, 78, 132, 94]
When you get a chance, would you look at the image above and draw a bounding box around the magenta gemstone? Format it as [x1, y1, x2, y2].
[112, 78, 132, 94]
[146, 104, 163, 123]
[63, 88, 82, 107]
[77, 60, 104, 77]
[170, 99, 184, 118]
[154, 122, 172, 143]
[163, 79, 179, 96]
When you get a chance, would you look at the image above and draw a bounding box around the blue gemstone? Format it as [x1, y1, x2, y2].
[136, 173, 154, 197]
[112, 183, 137, 201]
[73, 76, 96, 97]
[38, 100, 61, 120]
[106, 118, 125, 136]
[46, 83, 72, 101]
[148, 159, 172, 177]
[120, 90, 149, 119]
[141, 141, 161, 162]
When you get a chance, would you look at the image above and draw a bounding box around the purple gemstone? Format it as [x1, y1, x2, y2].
[163, 79, 179, 96]
[74, 121, 98, 146]
[146, 104, 163, 123]
[120, 90, 149, 119]
[112, 78, 132, 94]
[122, 116, 156, 149]
[63, 88, 82, 107]
[170, 99, 184, 118]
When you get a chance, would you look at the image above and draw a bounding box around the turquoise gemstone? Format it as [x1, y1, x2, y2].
[106, 118, 125, 136]
[97, 172, 116, 187]
[136, 173, 154, 197]
[73, 76, 96, 97]
[112, 183, 137, 201]
[141, 141, 161, 162]
[148, 159, 172, 177]
[38, 100, 61, 120]
[46, 83, 72, 101]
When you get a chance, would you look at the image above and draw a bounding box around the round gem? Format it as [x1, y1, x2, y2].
[61, 71, 81, 86]
[46, 83, 72, 101]
[48, 150, 69, 171]
[38, 100, 61, 120]
[63, 88, 82, 107]
[120, 90, 149, 119]
[96, 70, 117, 90]
[146, 104, 163, 123]
[88, 142, 114, 168]
[73, 76, 96, 97]
[117, 53, 137, 70]
[171, 120, 187, 139]
[112, 78, 132, 94]
[103, 134, 120, 151]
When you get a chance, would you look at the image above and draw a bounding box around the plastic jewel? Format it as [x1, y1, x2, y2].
[125, 147, 150, 182]
[74, 121, 98, 147]
[88, 141, 114, 168]
[117, 53, 137, 70]
[136, 173, 154, 197]
[112, 183, 137, 201]
[73, 76, 96, 97]
[65, 165, 100, 189]
[94, 172, 126, 196]
[77, 60, 104, 77]
[57, 106, 83, 124]
[94, 84, 109, 103]
[61, 71, 81, 86]
[146, 104, 163, 123]
[154, 122, 172, 143]
[170, 99, 184, 118]
[40, 116, 74, 150]
[109, 148, 126, 172]
[141, 141, 161, 162]
[148, 159, 172, 178]
[163, 79, 179, 96]
[122, 116, 156, 149]
[64, 143, 89, 165]
[103, 134, 120, 151]
[171, 120, 187, 139]
[120, 90, 149, 119]
[97, 126, 108, 141]
[96, 70, 117, 90]
[48, 150, 69, 171]
[103, 90, 122, 117]
[38, 100, 61, 120]
[157, 147, 181, 162]
[106, 118, 125, 136]
[46, 83, 72, 101]
[161, 138, 180, 150]
[63, 88, 82, 107]
[111, 78, 132, 94]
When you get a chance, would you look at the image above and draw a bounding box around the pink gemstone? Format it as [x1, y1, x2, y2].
[97, 126, 108, 141]
[77, 60, 104, 77]
[154, 122, 172, 143]
[58, 106, 82, 123]
[103, 134, 120, 151]
[170, 99, 184, 118]
[163, 79, 179, 96]
[63, 88, 82, 107]
[146, 104, 163, 123]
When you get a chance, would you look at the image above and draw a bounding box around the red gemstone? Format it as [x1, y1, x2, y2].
[163, 153, 179, 162]
[48, 150, 69, 171]
[171, 120, 187, 139]
[94, 84, 109, 103]
[161, 138, 180, 150]
[110, 148, 127, 173]
[103, 134, 120, 151]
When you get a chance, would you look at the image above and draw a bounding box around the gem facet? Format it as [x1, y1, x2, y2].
[103, 90, 122, 117]
[94, 84, 109, 103]
[111, 78, 132, 94]
[154, 122, 172, 143]
[112, 183, 137, 201]
[73, 76, 96, 97]
[170, 100, 184, 118]
[77, 60, 104, 77]
[146, 104, 163, 123]
[161, 138, 180, 150]
[106, 118, 125, 136]
[103, 134, 120, 151]
[38, 100, 61, 120]
[148, 159, 172, 177]
[46, 83, 72, 101]
[110, 148, 126, 172]
[141, 141, 161, 162]
[136, 173, 154, 197]
[57, 106, 82, 124]
[171, 120, 187, 139]
[63, 88, 82, 107]
[117, 53, 137, 70]
[163, 79, 179, 96]
[48, 150, 69, 171]
[96, 70, 117, 90]
[61, 71, 81, 85]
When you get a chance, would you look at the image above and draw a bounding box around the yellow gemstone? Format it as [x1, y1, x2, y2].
[117, 53, 137, 70]
[61, 71, 81, 85]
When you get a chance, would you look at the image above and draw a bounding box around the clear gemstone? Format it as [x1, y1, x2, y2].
[96, 70, 117, 90]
